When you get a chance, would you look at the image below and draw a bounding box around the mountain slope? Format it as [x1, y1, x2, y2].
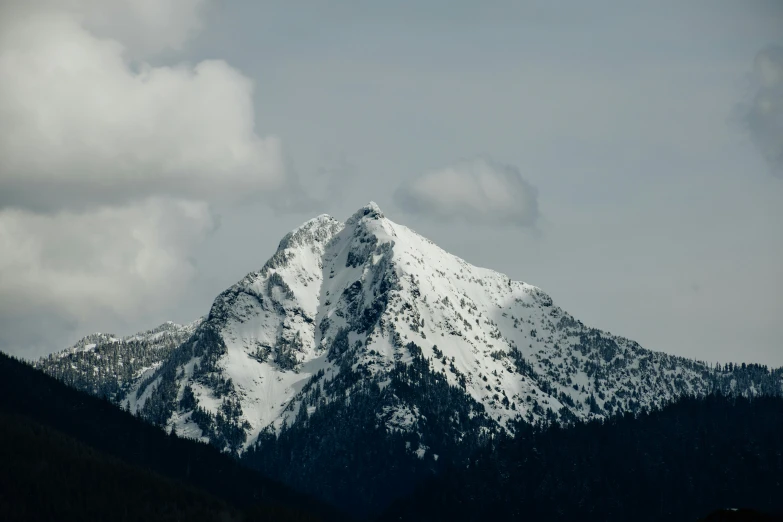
[0, 351, 340, 521]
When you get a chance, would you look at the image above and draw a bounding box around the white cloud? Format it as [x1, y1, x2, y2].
[395, 157, 539, 227]
[0, 198, 214, 324]
[0, 1, 285, 212]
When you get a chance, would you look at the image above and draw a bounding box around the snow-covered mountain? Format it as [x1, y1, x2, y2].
[37, 203, 783, 456]
[35, 319, 203, 401]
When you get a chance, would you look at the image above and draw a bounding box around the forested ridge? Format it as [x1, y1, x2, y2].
[33, 320, 200, 402]
[0, 351, 343, 521]
[381, 394, 783, 521]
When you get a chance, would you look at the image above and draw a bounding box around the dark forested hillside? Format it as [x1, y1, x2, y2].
[2, 412, 262, 522]
[0, 351, 341, 521]
[700, 509, 783, 522]
[382, 394, 783, 522]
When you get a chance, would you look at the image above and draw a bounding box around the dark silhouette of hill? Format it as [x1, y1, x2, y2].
[381, 394, 783, 522]
[0, 351, 343, 521]
[700, 509, 783, 522]
[0, 411, 319, 521]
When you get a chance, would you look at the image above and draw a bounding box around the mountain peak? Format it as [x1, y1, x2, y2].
[46, 198, 782, 463]
[271, 214, 342, 256]
[346, 201, 385, 225]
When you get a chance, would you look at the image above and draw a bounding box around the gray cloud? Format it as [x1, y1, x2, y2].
[75, 0, 209, 57]
[395, 157, 539, 227]
[0, 305, 80, 361]
[0, 198, 215, 323]
[2, 0, 208, 58]
[264, 174, 322, 214]
[321, 155, 359, 204]
[263, 154, 360, 215]
[743, 45, 783, 178]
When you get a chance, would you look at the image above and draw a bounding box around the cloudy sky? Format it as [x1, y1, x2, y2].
[1, 0, 781, 366]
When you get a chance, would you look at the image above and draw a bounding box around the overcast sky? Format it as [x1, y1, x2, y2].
[1, 0, 781, 366]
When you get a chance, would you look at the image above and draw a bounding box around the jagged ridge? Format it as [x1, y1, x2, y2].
[35, 319, 203, 401]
